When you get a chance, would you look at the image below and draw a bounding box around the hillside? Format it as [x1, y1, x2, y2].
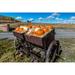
[32, 23, 75, 29]
[52, 24, 75, 29]
[0, 16, 21, 24]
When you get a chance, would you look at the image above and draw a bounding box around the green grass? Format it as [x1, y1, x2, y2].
[0, 38, 75, 62]
[0, 30, 4, 32]
[0, 39, 31, 62]
[57, 38, 75, 62]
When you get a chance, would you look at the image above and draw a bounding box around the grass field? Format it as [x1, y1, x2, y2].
[0, 38, 75, 62]
[57, 38, 75, 62]
[32, 23, 75, 29]
[0, 39, 31, 62]
[52, 24, 75, 29]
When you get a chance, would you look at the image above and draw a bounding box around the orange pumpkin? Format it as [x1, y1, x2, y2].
[34, 29, 44, 36]
[47, 25, 54, 29]
[15, 27, 24, 32]
[32, 25, 40, 28]
[39, 26, 48, 33]
[28, 25, 32, 28]
[18, 28, 24, 32]
[42, 28, 49, 33]
[15, 27, 20, 32]
[40, 25, 46, 28]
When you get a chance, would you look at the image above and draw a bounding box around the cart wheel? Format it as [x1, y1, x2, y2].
[50, 40, 62, 62]
[45, 40, 62, 62]
[50, 48, 57, 62]
[45, 40, 55, 62]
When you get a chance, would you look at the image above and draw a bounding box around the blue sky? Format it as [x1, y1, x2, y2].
[0, 13, 75, 24]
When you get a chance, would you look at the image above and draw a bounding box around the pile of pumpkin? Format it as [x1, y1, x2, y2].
[14, 25, 54, 36]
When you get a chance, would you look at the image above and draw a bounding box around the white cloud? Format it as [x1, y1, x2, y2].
[55, 17, 64, 24]
[28, 18, 34, 21]
[70, 16, 75, 20]
[55, 16, 75, 24]
[52, 13, 59, 16]
[62, 20, 69, 24]
[55, 17, 63, 21]
[46, 15, 54, 19]
[64, 16, 75, 24]
[15, 16, 23, 20]
[46, 13, 59, 20]
[69, 19, 75, 24]
[61, 19, 75, 24]
[65, 16, 75, 24]
[38, 17, 43, 20]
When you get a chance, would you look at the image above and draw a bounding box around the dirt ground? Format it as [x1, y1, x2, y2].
[57, 38, 75, 62]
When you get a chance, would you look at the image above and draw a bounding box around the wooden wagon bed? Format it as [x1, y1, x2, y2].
[13, 25, 62, 62]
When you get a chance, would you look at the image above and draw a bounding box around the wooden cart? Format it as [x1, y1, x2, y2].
[13, 29, 62, 62]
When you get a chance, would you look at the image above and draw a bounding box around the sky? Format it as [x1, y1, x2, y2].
[0, 12, 75, 24]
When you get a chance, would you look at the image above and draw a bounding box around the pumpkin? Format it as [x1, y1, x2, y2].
[34, 29, 44, 36]
[28, 25, 32, 28]
[42, 28, 49, 33]
[20, 26, 29, 31]
[47, 25, 54, 29]
[32, 25, 40, 28]
[40, 25, 46, 29]
[15, 27, 20, 32]
[15, 27, 24, 33]
[18, 28, 24, 32]
[39, 25, 48, 32]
